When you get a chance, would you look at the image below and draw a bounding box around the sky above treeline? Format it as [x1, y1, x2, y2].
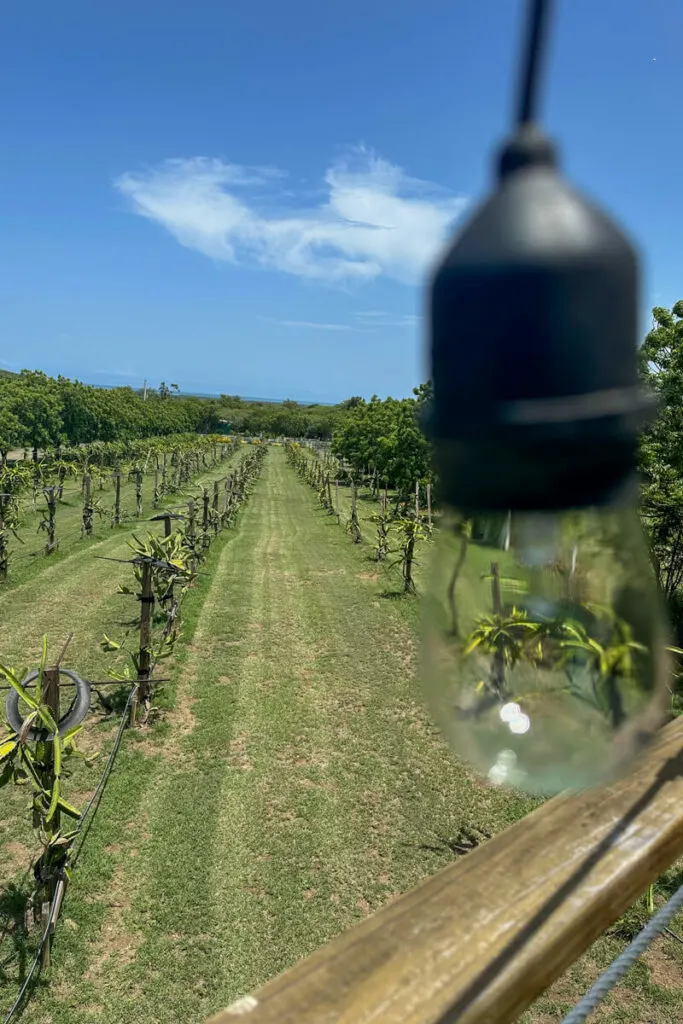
[1, 0, 680, 402]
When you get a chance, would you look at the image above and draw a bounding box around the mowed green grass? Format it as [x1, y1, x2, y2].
[0, 446, 681, 1022]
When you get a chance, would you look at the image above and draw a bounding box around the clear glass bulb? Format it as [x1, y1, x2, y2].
[422, 505, 669, 795]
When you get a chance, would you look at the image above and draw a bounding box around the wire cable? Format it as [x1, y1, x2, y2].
[516, 0, 553, 126]
[561, 881, 683, 1024]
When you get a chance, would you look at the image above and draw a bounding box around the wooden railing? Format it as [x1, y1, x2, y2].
[207, 716, 683, 1024]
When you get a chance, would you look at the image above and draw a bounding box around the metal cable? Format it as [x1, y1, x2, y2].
[516, 0, 553, 126]
[561, 881, 683, 1024]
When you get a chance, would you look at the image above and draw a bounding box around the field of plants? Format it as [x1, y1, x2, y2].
[2, 303, 683, 1022]
[1, 431, 683, 1022]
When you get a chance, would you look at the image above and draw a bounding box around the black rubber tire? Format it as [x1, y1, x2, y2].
[5, 669, 91, 740]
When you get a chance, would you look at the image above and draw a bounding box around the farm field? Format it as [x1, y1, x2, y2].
[1, 447, 683, 1023]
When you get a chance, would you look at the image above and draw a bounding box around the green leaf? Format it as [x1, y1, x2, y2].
[45, 777, 60, 823]
[0, 662, 39, 710]
[57, 796, 82, 819]
[463, 635, 484, 656]
[0, 738, 18, 762]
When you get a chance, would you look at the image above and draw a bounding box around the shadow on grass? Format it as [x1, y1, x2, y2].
[91, 683, 131, 716]
[0, 881, 33, 988]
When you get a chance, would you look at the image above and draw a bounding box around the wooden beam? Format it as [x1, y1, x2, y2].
[207, 716, 683, 1024]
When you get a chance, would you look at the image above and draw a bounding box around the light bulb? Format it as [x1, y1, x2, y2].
[422, 504, 669, 795]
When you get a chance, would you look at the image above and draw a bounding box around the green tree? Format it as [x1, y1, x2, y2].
[639, 302, 683, 607]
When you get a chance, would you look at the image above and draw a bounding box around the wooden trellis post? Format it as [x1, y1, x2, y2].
[186, 498, 197, 569]
[153, 469, 160, 509]
[335, 480, 340, 521]
[131, 559, 154, 726]
[213, 480, 220, 535]
[82, 474, 93, 536]
[135, 469, 143, 518]
[415, 480, 420, 520]
[43, 486, 58, 554]
[349, 481, 361, 543]
[112, 472, 122, 527]
[0, 495, 9, 580]
[223, 476, 233, 526]
[426, 483, 432, 531]
[161, 453, 168, 495]
[201, 488, 211, 548]
[39, 661, 61, 967]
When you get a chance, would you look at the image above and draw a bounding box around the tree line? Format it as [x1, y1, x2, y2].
[0, 372, 363, 462]
[0, 371, 223, 461]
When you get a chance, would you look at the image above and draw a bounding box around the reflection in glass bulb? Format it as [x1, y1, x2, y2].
[422, 506, 669, 795]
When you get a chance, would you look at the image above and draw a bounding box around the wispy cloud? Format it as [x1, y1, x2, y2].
[354, 310, 420, 328]
[114, 147, 467, 286]
[260, 317, 359, 332]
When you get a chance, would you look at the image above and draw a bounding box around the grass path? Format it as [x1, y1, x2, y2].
[3, 447, 683, 1023]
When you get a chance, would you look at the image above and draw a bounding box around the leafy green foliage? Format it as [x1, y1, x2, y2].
[331, 392, 432, 500]
[640, 303, 683, 605]
[0, 640, 86, 891]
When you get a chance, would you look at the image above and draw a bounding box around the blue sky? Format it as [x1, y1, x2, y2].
[1, 1, 680, 402]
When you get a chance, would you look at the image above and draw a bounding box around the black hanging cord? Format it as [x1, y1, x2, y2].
[516, 0, 554, 126]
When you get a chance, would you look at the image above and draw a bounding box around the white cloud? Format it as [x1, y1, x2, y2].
[114, 148, 466, 286]
[355, 310, 419, 328]
[260, 317, 359, 332]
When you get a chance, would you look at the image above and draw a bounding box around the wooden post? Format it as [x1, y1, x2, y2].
[132, 560, 154, 726]
[326, 473, 333, 514]
[135, 470, 143, 518]
[161, 453, 167, 495]
[350, 481, 361, 543]
[43, 487, 58, 553]
[426, 483, 432, 531]
[490, 560, 502, 614]
[40, 662, 61, 968]
[490, 561, 506, 695]
[202, 488, 210, 548]
[415, 480, 420, 521]
[113, 473, 121, 527]
[153, 469, 160, 509]
[82, 474, 93, 536]
[335, 480, 340, 521]
[0, 495, 8, 580]
[43, 667, 60, 836]
[213, 481, 220, 535]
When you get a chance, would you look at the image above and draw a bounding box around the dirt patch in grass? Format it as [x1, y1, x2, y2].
[644, 940, 683, 988]
[227, 732, 253, 771]
[84, 860, 142, 980]
[166, 689, 197, 739]
[1, 840, 33, 874]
